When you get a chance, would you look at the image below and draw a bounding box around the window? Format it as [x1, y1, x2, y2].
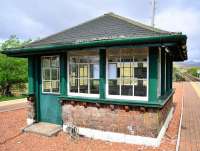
[107, 48, 148, 99]
[41, 56, 60, 93]
[68, 50, 99, 96]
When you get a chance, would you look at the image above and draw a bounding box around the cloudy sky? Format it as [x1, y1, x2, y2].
[1, 0, 199, 62]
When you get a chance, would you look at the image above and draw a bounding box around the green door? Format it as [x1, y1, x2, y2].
[38, 56, 62, 125]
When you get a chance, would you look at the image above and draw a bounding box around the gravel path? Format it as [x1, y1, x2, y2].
[0, 83, 183, 151]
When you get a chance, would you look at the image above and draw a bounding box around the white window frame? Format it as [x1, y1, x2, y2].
[67, 51, 100, 98]
[106, 48, 149, 101]
[41, 55, 60, 94]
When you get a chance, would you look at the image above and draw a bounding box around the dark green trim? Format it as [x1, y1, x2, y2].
[2, 34, 187, 61]
[28, 56, 34, 94]
[34, 56, 40, 122]
[59, 89, 174, 109]
[99, 49, 106, 99]
[166, 53, 170, 92]
[148, 47, 158, 102]
[161, 49, 165, 95]
[170, 60, 173, 89]
[60, 53, 67, 96]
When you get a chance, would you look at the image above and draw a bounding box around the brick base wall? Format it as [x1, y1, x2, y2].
[62, 97, 173, 138]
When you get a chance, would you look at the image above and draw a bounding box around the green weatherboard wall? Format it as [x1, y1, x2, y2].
[27, 47, 174, 125]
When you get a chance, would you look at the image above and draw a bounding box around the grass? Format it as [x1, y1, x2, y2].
[0, 95, 26, 102]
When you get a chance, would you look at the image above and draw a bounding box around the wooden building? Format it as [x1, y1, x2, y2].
[3, 13, 187, 146]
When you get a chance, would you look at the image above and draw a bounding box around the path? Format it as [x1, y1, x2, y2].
[0, 98, 27, 112]
[179, 82, 200, 151]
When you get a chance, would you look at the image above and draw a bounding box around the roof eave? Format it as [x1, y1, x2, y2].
[2, 34, 187, 61]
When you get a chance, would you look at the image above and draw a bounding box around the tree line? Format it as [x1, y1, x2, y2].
[0, 36, 31, 96]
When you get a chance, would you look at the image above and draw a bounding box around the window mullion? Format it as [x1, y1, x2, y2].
[78, 63, 80, 93]
[88, 63, 90, 94]
[133, 56, 135, 97]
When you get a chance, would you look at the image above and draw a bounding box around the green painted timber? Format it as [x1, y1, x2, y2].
[161, 49, 165, 95]
[60, 53, 67, 96]
[166, 53, 169, 92]
[39, 55, 62, 125]
[148, 47, 159, 102]
[28, 56, 34, 94]
[59, 89, 174, 109]
[170, 60, 173, 89]
[34, 56, 40, 122]
[2, 34, 187, 61]
[99, 49, 106, 99]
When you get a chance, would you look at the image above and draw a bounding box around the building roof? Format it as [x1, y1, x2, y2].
[2, 12, 187, 61]
[29, 12, 173, 47]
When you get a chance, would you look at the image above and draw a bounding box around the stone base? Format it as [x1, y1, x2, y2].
[63, 107, 173, 147]
[62, 96, 173, 138]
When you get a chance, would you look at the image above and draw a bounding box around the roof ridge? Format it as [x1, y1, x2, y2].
[105, 12, 171, 34]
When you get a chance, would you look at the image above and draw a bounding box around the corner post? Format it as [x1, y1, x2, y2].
[60, 53, 67, 96]
[149, 47, 158, 102]
[99, 49, 106, 99]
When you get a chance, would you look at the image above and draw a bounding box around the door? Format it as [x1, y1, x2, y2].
[39, 56, 62, 125]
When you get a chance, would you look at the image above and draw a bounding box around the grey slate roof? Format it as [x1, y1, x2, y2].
[28, 12, 175, 47]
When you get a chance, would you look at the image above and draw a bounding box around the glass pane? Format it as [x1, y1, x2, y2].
[90, 79, 99, 94]
[51, 56, 59, 67]
[79, 64, 88, 78]
[42, 57, 50, 67]
[121, 78, 133, 96]
[79, 79, 88, 93]
[52, 81, 59, 93]
[52, 69, 59, 80]
[134, 64, 147, 79]
[134, 80, 147, 96]
[108, 63, 117, 79]
[43, 69, 50, 80]
[70, 78, 78, 92]
[70, 64, 78, 78]
[90, 64, 99, 79]
[43, 81, 51, 92]
[108, 79, 120, 95]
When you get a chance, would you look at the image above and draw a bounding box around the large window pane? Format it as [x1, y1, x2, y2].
[108, 48, 148, 98]
[69, 50, 99, 95]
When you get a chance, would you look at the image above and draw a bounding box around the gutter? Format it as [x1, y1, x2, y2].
[2, 34, 187, 58]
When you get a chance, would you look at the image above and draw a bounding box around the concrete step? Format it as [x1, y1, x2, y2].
[23, 122, 62, 137]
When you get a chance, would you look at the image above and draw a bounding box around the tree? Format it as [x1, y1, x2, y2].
[0, 35, 31, 96]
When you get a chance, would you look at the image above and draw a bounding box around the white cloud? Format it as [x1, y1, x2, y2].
[155, 7, 200, 61]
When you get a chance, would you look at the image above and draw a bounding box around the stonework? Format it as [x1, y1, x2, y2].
[62, 96, 173, 138]
[27, 96, 35, 125]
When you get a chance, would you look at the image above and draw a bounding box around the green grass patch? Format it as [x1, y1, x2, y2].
[0, 95, 26, 102]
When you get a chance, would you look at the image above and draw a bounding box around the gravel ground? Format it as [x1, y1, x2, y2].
[0, 83, 182, 151]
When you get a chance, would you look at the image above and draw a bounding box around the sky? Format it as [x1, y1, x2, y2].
[0, 0, 200, 62]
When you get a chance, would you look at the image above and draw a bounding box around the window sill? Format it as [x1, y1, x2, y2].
[59, 89, 174, 108]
